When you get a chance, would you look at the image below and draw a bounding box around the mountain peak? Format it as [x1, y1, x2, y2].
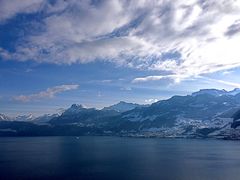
[119, 101, 127, 104]
[70, 104, 84, 109]
[192, 89, 226, 97]
[14, 114, 35, 121]
[192, 88, 240, 97]
[0, 113, 10, 121]
[62, 104, 91, 115]
[103, 101, 142, 112]
[228, 88, 240, 96]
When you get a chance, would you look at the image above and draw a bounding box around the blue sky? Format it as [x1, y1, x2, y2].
[1, 0, 240, 116]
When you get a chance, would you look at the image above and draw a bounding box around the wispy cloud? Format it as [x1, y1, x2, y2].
[133, 74, 240, 89]
[132, 75, 168, 83]
[200, 77, 240, 88]
[132, 74, 190, 83]
[25, 68, 33, 73]
[14, 84, 79, 102]
[120, 87, 132, 91]
[101, 80, 112, 83]
[1, 0, 240, 83]
[97, 91, 102, 97]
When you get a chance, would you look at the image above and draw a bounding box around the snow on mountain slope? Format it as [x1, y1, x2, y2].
[0, 114, 10, 121]
[192, 88, 240, 97]
[14, 114, 35, 121]
[33, 114, 59, 124]
[228, 88, 240, 96]
[1, 88, 240, 139]
[192, 89, 227, 97]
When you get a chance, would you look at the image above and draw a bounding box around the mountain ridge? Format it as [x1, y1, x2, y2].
[1, 88, 240, 139]
[102, 101, 147, 112]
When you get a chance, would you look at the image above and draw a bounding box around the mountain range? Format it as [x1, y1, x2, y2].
[1, 89, 240, 139]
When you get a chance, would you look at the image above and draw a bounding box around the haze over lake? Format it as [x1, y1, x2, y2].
[0, 136, 240, 180]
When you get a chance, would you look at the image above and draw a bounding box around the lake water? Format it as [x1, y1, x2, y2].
[0, 136, 240, 180]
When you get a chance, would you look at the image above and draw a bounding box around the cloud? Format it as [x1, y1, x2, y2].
[120, 87, 132, 91]
[132, 74, 190, 83]
[25, 68, 33, 73]
[222, 70, 234, 75]
[97, 91, 102, 97]
[101, 80, 112, 83]
[14, 84, 79, 102]
[200, 77, 240, 88]
[225, 20, 240, 37]
[1, 0, 240, 82]
[0, 0, 45, 23]
[144, 98, 158, 104]
[133, 73, 240, 89]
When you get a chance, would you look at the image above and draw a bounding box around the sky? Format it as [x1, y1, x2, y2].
[1, 0, 240, 116]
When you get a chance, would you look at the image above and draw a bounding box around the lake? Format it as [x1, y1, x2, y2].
[0, 136, 240, 180]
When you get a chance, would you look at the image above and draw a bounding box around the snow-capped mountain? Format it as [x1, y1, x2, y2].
[49, 104, 119, 125]
[40, 88, 240, 138]
[63, 104, 89, 115]
[228, 88, 240, 96]
[0, 113, 35, 121]
[192, 88, 240, 97]
[192, 89, 227, 96]
[0, 113, 10, 121]
[102, 101, 145, 112]
[1, 88, 240, 139]
[0, 113, 58, 124]
[33, 114, 59, 124]
[14, 114, 35, 121]
[120, 93, 240, 125]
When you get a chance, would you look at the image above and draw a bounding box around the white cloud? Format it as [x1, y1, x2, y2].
[132, 74, 190, 83]
[101, 80, 112, 83]
[133, 75, 167, 83]
[1, 0, 240, 82]
[222, 70, 234, 75]
[144, 98, 158, 104]
[199, 77, 240, 88]
[0, 0, 45, 23]
[14, 84, 79, 102]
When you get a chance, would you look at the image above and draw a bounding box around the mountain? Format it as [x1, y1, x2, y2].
[0, 114, 10, 121]
[192, 89, 227, 96]
[228, 88, 240, 96]
[102, 101, 145, 112]
[231, 109, 240, 128]
[1, 88, 240, 139]
[49, 104, 120, 125]
[14, 114, 35, 121]
[0, 114, 35, 122]
[117, 93, 240, 125]
[103, 90, 240, 138]
[0, 113, 57, 124]
[63, 104, 86, 115]
[49, 89, 240, 139]
[192, 88, 240, 97]
[33, 114, 59, 124]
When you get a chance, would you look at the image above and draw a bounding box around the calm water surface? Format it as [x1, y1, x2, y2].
[0, 136, 240, 180]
